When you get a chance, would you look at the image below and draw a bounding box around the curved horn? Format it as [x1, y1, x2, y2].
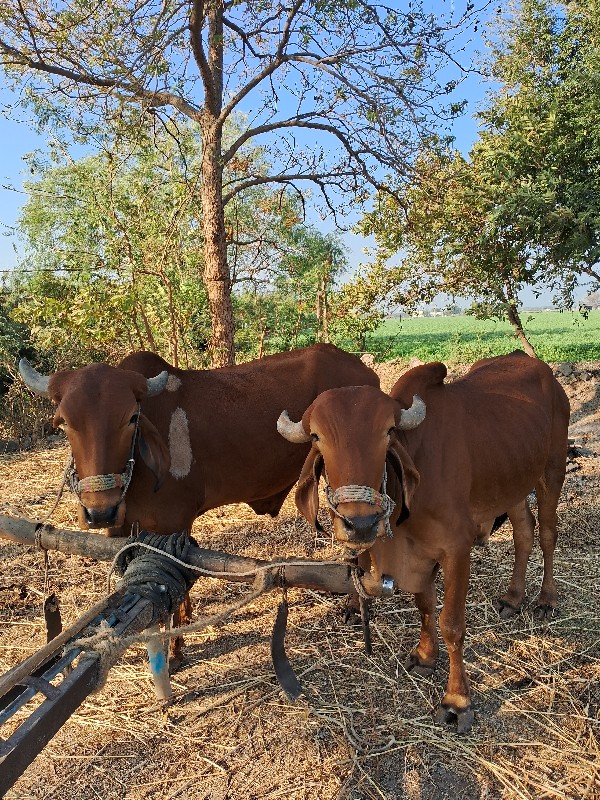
[19, 358, 50, 397]
[397, 395, 426, 430]
[277, 410, 311, 443]
[146, 370, 169, 397]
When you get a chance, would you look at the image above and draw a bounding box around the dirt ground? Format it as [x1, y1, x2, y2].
[0, 359, 599, 800]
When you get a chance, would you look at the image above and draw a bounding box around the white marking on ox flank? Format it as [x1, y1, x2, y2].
[168, 407, 193, 479]
[166, 374, 182, 392]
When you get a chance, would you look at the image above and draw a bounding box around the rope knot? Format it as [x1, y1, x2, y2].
[114, 530, 199, 621]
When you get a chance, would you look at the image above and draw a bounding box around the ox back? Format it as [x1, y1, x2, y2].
[117, 344, 379, 534]
[390, 350, 570, 526]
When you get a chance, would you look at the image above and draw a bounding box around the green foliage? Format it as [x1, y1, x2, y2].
[234, 228, 349, 359]
[478, 0, 600, 289]
[367, 311, 600, 364]
[357, 0, 600, 347]
[9, 117, 338, 369]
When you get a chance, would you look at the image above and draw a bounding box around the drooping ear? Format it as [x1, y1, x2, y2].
[294, 447, 325, 532]
[386, 440, 420, 523]
[137, 414, 171, 491]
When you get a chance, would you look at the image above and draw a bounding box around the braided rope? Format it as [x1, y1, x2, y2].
[77, 473, 127, 493]
[351, 567, 372, 600]
[325, 469, 396, 539]
[327, 484, 386, 507]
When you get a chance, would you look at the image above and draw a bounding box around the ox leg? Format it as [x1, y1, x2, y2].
[405, 580, 439, 677]
[168, 591, 192, 673]
[436, 550, 474, 734]
[494, 500, 535, 618]
[534, 472, 563, 620]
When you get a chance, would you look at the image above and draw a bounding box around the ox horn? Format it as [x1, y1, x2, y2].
[146, 370, 169, 397]
[19, 358, 50, 397]
[277, 410, 311, 443]
[397, 394, 426, 430]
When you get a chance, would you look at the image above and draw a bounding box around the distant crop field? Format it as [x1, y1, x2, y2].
[367, 310, 600, 364]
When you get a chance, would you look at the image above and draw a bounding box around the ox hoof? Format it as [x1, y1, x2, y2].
[493, 598, 521, 619]
[405, 652, 435, 678]
[434, 704, 474, 734]
[533, 603, 559, 621]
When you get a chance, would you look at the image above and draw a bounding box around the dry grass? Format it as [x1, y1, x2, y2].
[0, 364, 599, 800]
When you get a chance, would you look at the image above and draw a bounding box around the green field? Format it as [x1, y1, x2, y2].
[366, 310, 600, 364]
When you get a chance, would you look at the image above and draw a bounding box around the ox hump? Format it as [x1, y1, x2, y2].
[390, 361, 447, 403]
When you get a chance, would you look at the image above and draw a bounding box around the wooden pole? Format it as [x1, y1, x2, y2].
[0, 513, 389, 597]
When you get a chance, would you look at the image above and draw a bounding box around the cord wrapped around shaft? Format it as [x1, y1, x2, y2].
[114, 530, 198, 623]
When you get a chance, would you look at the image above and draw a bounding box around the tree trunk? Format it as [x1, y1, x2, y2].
[191, 0, 235, 367]
[201, 123, 235, 367]
[505, 302, 537, 357]
[322, 252, 331, 343]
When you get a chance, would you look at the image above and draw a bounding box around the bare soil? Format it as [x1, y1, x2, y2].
[0, 361, 599, 800]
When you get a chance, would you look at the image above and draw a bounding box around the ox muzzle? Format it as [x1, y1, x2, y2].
[325, 472, 396, 551]
[67, 406, 141, 529]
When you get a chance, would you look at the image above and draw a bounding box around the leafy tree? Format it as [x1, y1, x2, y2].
[234, 228, 347, 359]
[357, 0, 600, 356]
[360, 149, 542, 355]
[11, 126, 209, 366]
[328, 261, 406, 353]
[0, 0, 485, 364]
[479, 0, 600, 292]
[10, 119, 330, 366]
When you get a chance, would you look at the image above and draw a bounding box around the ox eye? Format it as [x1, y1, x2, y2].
[387, 427, 395, 437]
[129, 414, 138, 425]
[310, 432, 320, 442]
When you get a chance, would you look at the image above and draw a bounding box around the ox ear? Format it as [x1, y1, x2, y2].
[386, 440, 420, 521]
[137, 414, 171, 491]
[294, 447, 325, 532]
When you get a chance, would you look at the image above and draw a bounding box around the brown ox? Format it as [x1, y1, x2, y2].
[278, 351, 570, 732]
[20, 344, 379, 663]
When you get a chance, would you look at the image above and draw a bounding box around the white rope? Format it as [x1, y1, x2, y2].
[107, 540, 350, 594]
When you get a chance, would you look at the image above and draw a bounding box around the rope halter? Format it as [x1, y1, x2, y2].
[67, 404, 141, 507]
[325, 466, 396, 539]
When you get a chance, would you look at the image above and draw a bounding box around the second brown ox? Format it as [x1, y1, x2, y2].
[278, 351, 570, 732]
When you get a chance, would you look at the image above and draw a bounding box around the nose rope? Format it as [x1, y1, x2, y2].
[324, 467, 396, 538]
[67, 405, 141, 506]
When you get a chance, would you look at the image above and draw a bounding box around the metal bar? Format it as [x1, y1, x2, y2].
[0, 591, 123, 703]
[0, 594, 156, 796]
[0, 655, 100, 796]
[0, 651, 78, 725]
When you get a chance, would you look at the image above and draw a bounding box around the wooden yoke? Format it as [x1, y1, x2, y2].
[0, 513, 392, 597]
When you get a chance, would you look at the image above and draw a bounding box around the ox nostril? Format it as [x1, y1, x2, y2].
[84, 505, 119, 528]
[342, 517, 354, 533]
[341, 513, 382, 543]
